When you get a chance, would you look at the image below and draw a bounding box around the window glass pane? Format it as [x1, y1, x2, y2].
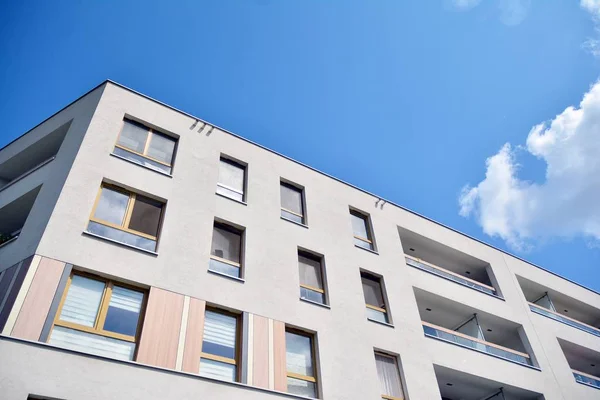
[103, 286, 144, 337]
[218, 159, 245, 194]
[49, 326, 136, 361]
[208, 258, 241, 278]
[113, 147, 172, 174]
[287, 376, 317, 398]
[286, 331, 314, 377]
[199, 358, 236, 381]
[202, 310, 237, 359]
[211, 226, 241, 263]
[300, 287, 325, 304]
[94, 187, 129, 225]
[350, 212, 369, 239]
[362, 275, 385, 309]
[59, 275, 105, 327]
[353, 236, 373, 250]
[118, 120, 148, 153]
[375, 353, 404, 398]
[146, 132, 176, 164]
[281, 183, 303, 215]
[87, 221, 157, 251]
[128, 196, 162, 237]
[281, 209, 304, 224]
[298, 254, 323, 290]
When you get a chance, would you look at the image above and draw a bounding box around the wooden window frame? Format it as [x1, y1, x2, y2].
[89, 183, 164, 241]
[350, 209, 374, 248]
[50, 271, 147, 348]
[280, 181, 306, 223]
[217, 157, 247, 201]
[114, 119, 177, 168]
[361, 272, 388, 314]
[200, 307, 241, 381]
[286, 328, 319, 393]
[375, 352, 405, 400]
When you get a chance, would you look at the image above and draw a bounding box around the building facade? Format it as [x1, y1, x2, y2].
[0, 81, 599, 400]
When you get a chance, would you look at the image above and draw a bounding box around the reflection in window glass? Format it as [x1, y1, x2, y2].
[211, 225, 241, 263]
[94, 187, 129, 225]
[128, 196, 163, 237]
[217, 158, 245, 201]
[286, 331, 314, 377]
[147, 132, 176, 164]
[117, 120, 148, 153]
[103, 286, 144, 337]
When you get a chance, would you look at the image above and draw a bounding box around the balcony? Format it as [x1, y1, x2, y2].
[415, 288, 536, 368]
[517, 276, 600, 338]
[558, 338, 600, 390]
[0, 186, 41, 251]
[434, 365, 545, 400]
[399, 227, 501, 298]
[0, 120, 69, 193]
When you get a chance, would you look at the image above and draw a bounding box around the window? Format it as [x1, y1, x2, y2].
[298, 251, 326, 305]
[199, 309, 239, 382]
[281, 181, 305, 224]
[361, 272, 389, 323]
[286, 329, 318, 398]
[350, 209, 374, 251]
[216, 157, 246, 202]
[113, 119, 177, 174]
[209, 222, 243, 278]
[87, 184, 164, 252]
[48, 273, 145, 361]
[375, 352, 405, 400]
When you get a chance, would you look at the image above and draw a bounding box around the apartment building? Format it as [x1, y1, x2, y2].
[0, 80, 599, 400]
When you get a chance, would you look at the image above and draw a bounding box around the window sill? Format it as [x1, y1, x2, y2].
[367, 318, 394, 328]
[215, 192, 247, 206]
[0, 235, 18, 250]
[354, 244, 378, 255]
[280, 216, 309, 229]
[83, 231, 159, 256]
[110, 153, 173, 178]
[208, 268, 245, 283]
[300, 297, 330, 309]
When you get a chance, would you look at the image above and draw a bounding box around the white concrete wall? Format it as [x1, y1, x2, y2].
[3, 81, 599, 399]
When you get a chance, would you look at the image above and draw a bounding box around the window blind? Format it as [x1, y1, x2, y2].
[362, 275, 385, 308]
[298, 254, 323, 290]
[59, 275, 105, 327]
[49, 326, 136, 361]
[351, 212, 369, 238]
[280, 183, 303, 215]
[218, 159, 245, 194]
[211, 226, 241, 263]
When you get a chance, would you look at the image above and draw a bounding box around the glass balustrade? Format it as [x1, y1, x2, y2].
[573, 371, 600, 389]
[422, 323, 532, 366]
[405, 256, 497, 296]
[529, 303, 600, 337]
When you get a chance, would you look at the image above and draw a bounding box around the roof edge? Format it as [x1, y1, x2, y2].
[5, 78, 599, 297]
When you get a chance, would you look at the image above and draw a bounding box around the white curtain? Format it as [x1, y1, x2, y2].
[146, 132, 175, 164]
[350, 212, 369, 238]
[298, 254, 323, 289]
[361, 276, 384, 308]
[59, 275, 105, 327]
[375, 353, 404, 398]
[280, 184, 303, 214]
[211, 226, 241, 262]
[118, 120, 148, 153]
[218, 159, 245, 192]
[49, 326, 135, 361]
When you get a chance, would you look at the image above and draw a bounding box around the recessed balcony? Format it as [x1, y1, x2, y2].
[558, 339, 600, 391]
[399, 227, 501, 298]
[517, 276, 600, 338]
[415, 288, 536, 368]
[0, 121, 70, 193]
[0, 186, 41, 250]
[435, 365, 545, 400]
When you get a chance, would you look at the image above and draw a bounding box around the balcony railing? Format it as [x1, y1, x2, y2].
[528, 303, 600, 338]
[0, 156, 55, 193]
[405, 255, 497, 297]
[573, 369, 600, 390]
[422, 321, 533, 367]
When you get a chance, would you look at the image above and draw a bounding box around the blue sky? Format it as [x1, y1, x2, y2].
[1, 1, 599, 291]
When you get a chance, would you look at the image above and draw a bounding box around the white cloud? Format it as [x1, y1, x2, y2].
[498, 0, 531, 26]
[582, 0, 600, 57]
[459, 81, 600, 250]
[582, 0, 600, 16]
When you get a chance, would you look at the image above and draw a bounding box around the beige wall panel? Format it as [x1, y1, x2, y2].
[182, 297, 206, 374]
[136, 287, 184, 369]
[252, 314, 270, 388]
[11, 257, 64, 340]
[272, 320, 287, 392]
